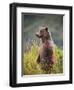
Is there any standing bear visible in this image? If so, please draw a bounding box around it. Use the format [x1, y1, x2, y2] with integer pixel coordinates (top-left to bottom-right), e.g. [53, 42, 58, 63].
[36, 26, 56, 74]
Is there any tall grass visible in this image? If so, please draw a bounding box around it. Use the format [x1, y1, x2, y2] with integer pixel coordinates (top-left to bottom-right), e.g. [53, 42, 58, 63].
[23, 42, 63, 75]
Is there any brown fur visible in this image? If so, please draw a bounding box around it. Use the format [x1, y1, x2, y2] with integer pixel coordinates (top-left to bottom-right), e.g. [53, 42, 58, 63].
[36, 27, 56, 73]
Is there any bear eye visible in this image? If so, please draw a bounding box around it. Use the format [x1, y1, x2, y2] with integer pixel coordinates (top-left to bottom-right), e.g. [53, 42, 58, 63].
[40, 30, 44, 34]
[40, 30, 43, 32]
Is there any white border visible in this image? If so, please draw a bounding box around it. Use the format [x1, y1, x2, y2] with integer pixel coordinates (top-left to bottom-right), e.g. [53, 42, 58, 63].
[16, 7, 70, 83]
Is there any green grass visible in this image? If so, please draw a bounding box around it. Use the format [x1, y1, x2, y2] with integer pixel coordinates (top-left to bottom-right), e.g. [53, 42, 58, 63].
[23, 42, 63, 75]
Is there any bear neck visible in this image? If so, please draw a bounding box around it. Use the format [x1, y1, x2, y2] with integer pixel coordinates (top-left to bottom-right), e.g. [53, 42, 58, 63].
[41, 38, 50, 43]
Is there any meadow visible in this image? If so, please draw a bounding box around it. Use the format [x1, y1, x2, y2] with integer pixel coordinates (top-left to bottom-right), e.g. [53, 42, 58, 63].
[23, 41, 63, 75]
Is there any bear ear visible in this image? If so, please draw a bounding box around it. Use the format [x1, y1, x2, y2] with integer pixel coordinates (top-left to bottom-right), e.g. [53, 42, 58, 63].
[45, 27, 48, 32]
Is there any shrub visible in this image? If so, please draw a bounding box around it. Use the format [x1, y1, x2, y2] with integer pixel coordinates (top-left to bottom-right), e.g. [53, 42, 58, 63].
[23, 42, 63, 75]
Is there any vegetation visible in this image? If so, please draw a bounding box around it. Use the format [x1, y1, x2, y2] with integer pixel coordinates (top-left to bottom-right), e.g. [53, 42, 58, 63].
[23, 42, 63, 75]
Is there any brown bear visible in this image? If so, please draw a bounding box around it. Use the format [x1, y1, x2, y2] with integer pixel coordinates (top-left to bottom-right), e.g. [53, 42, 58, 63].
[36, 26, 56, 74]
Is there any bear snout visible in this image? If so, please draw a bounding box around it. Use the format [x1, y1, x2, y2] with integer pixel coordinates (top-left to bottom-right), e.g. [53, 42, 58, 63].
[35, 32, 41, 38]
